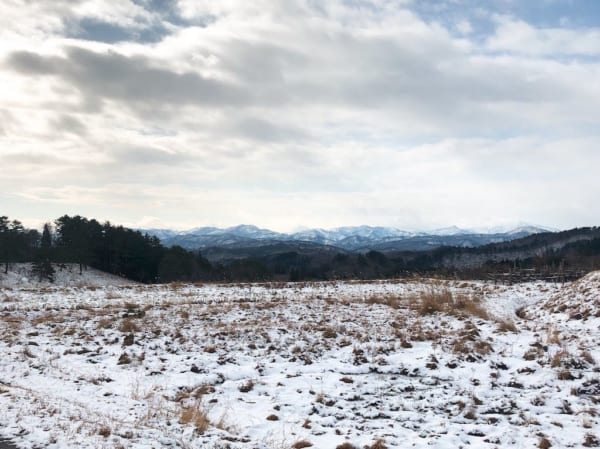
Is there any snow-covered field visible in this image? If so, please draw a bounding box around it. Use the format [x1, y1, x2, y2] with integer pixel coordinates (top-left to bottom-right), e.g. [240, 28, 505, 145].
[1, 274, 599, 448]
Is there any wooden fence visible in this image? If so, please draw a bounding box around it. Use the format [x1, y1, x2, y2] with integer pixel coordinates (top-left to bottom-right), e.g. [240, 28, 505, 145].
[486, 269, 587, 284]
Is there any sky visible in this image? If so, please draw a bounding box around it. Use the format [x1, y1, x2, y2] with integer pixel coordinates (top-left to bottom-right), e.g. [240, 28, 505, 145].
[1, 0, 600, 232]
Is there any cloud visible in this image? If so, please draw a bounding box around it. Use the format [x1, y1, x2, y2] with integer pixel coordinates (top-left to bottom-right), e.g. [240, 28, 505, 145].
[1, 0, 600, 230]
[6, 47, 250, 109]
[487, 18, 600, 56]
[51, 114, 88, 136]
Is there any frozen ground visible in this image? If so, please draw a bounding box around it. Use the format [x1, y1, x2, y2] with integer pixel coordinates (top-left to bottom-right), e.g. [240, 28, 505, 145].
[0, 264, 135, 289]
[1, 275, 599, 448]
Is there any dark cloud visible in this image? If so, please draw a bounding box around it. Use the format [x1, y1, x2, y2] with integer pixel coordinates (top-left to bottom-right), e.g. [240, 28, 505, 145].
[230, 117, 311, 143]
[6, 51, 62, 75]
[6, 47, 251, 108]
[52, 114, 88, 136]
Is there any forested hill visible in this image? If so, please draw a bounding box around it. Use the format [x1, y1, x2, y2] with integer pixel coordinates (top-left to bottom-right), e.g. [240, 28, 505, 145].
[1, 215, 599, 283]
[418, 226, 600, 270]
[0, 215, 213, 283]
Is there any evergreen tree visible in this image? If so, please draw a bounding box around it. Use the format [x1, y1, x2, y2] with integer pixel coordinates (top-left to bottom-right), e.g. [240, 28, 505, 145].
[0, 216, 9, 273]
[32, 223, 55, 282]
[55, 215, 94, 274]
[0, 217, 27, 274]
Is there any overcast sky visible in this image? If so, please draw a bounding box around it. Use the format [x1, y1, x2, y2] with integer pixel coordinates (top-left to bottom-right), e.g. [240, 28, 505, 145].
[1, 0, 600, 232]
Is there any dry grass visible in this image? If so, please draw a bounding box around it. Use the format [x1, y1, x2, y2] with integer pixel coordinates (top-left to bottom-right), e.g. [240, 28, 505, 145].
[97, 425, 111, 438]
[546, 328, 562, 345]
[291, 440, 313, 448]
[96, 317, 114, 329]
[581, 350, 596, 365]
[364, 295, 405, 309]
[336, 443, 358, 449]
[551, 350, 570, 368]
[418, 289, 452, 315]
[451, 322, 492, 357]
[179, 400, 210, 433]
[31, 312, 66, 326]
[368, 439, 388, 449]
[118, 318, 140, 333]
[417, 289, 488, 320]
[496, 319, 518, 333]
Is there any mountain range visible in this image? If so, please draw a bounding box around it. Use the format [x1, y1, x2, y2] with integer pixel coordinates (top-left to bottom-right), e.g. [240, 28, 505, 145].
[142, 224, 556, 256]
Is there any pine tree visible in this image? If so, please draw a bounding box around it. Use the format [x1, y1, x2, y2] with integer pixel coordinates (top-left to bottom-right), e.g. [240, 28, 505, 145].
[32, 223, 55, 282]
[0, 216, 9, 273]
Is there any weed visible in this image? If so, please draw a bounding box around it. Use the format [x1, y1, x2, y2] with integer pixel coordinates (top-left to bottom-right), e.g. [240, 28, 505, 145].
[179, 400, 210, 433]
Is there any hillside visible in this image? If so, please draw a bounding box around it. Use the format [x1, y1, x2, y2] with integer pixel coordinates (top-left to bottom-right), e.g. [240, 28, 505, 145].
[195, 227, 600, 281]
[0, 263, 135, 288]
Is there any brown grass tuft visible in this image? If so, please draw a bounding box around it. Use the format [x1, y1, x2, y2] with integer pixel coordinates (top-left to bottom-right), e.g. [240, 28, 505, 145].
[368, 439, 388, 449]
[118, 318, 140, 333]
[417, 289, 488, 319]
[496, 319, 518, 333]
[179, 401, 210, 433]
[336, 443, 358, 449]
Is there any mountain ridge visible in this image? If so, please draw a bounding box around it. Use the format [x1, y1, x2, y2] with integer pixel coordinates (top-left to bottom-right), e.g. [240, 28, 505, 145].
[142, 223, 556, 253]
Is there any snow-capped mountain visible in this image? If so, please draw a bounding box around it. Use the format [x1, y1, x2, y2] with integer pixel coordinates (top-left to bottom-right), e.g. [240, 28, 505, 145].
[468, 223, 557, 235]
[142, 223, 557, 252]
[289, 226, 413, 245]
[425, 226, 473, 236]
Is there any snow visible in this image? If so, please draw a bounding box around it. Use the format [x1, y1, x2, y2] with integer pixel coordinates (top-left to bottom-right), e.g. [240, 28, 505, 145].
[1, 275, 599, 448]
[0, 264, 135, 289]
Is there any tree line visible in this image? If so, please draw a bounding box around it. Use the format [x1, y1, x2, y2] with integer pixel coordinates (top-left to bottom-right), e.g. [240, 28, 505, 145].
[0, 215, 214, 283]
[1, 215, 600, 283]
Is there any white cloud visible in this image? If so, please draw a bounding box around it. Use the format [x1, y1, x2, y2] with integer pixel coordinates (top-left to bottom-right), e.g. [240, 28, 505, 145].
[487, 18, 600, 56]
[0, 0, 599, 230]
